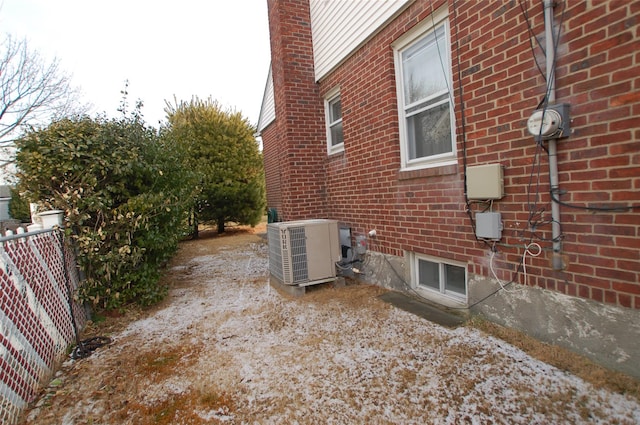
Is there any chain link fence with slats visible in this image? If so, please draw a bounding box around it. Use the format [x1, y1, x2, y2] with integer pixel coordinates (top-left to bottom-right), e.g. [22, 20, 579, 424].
[0, 228, 86, 425]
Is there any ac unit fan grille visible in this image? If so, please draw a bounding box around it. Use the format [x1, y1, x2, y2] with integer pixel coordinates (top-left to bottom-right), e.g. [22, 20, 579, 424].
[267, 225, 285, 283]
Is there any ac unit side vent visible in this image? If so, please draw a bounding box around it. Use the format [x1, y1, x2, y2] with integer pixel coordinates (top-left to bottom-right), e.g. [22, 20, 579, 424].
[267, 226, 285, 283]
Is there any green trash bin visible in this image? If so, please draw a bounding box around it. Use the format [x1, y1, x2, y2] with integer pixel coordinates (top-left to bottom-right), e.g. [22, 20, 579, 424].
[267, 208, 278, 223]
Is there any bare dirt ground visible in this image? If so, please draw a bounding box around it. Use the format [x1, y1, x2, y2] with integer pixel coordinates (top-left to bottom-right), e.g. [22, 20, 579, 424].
[20, 223, 640, 424]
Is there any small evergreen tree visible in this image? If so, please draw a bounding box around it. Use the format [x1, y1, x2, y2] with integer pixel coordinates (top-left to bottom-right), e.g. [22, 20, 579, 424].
[165, 97, 265, 235]
[8, 187, 30, 222]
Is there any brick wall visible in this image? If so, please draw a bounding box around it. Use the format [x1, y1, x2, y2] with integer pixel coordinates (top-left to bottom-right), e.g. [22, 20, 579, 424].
[261, 122, 282, 213]
[264, 0, 640, 309]
[265, 0, 328, 221]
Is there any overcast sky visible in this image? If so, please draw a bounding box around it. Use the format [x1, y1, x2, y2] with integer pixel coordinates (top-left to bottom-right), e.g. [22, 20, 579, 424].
[0, 0, 272, 128]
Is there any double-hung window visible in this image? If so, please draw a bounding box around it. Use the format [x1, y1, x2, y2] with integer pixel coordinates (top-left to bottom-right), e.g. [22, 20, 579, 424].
[325, 88, 344, 154]
[393, 10, 455, 170]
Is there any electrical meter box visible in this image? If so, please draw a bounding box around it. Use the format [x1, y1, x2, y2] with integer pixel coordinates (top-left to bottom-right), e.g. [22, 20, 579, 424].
[466, 164, 505, 200]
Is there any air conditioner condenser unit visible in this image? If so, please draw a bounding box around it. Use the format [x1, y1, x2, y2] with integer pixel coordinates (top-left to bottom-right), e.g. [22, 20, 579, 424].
[267, 219, 340, 286]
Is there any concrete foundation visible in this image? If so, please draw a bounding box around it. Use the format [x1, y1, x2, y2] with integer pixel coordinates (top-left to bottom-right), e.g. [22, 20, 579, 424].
[468, 276, 640, 379]
[356, 251, 640, 380]
[268, 275, 345, 297]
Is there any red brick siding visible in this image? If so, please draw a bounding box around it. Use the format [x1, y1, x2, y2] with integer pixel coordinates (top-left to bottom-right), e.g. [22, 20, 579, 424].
[261, 122, 282, 213]
[264, 0, 640, 309]
[265, 0, 328, 221]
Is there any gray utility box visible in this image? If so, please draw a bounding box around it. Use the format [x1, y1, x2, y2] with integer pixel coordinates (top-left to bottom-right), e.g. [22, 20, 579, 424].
[475, 212, 502, 240]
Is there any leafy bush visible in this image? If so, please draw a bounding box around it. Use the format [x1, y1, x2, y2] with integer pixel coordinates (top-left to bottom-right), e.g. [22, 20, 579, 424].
[15, 115, 195, 309]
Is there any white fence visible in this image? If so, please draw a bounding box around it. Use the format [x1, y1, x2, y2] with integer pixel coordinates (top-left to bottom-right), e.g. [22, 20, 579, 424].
[0, 227, 86, 425]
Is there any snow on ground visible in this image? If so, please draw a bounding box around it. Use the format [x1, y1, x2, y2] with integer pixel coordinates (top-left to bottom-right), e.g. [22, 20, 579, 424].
[24, 236, 640, 425]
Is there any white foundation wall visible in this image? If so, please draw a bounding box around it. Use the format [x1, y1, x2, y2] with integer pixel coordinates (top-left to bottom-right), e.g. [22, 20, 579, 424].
[356, 250, 640, 379]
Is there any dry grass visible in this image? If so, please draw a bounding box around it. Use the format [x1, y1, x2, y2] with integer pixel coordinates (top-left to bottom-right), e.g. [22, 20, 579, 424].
[20, 222, 640, 424]
[121, 388, 234, 425]
[110, 344, 233, 424]
[468, 315, 640, 401]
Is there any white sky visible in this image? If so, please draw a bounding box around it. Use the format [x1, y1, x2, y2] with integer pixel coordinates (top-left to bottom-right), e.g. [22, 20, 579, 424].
[0, 0, 272, 128]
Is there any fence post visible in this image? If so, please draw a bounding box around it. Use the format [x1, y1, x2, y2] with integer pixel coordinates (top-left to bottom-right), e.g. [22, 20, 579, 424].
[58, 229, 81, 350]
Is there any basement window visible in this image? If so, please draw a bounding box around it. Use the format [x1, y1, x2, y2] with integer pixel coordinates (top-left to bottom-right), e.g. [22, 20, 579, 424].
[325, 87, 344, 155]
[410, 253, 467, 302]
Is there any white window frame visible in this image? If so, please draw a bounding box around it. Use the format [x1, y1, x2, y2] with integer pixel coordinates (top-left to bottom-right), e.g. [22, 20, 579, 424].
[325, 87, 344, 155]
[409, 252, 467, 305]
[393, 7, 456, 171]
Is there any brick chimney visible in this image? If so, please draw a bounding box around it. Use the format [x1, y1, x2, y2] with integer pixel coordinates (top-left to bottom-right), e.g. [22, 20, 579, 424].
[264, 0, 327, 221]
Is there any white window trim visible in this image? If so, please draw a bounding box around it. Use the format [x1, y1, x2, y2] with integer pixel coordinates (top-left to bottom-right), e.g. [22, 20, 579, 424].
[325, 87, 344, 155]
[408, 251, 468, 307]
[392, 6, 456, 171]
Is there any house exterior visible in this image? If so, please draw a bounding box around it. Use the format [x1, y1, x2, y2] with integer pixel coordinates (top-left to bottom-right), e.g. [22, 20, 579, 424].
[258, 0, 640, 378]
